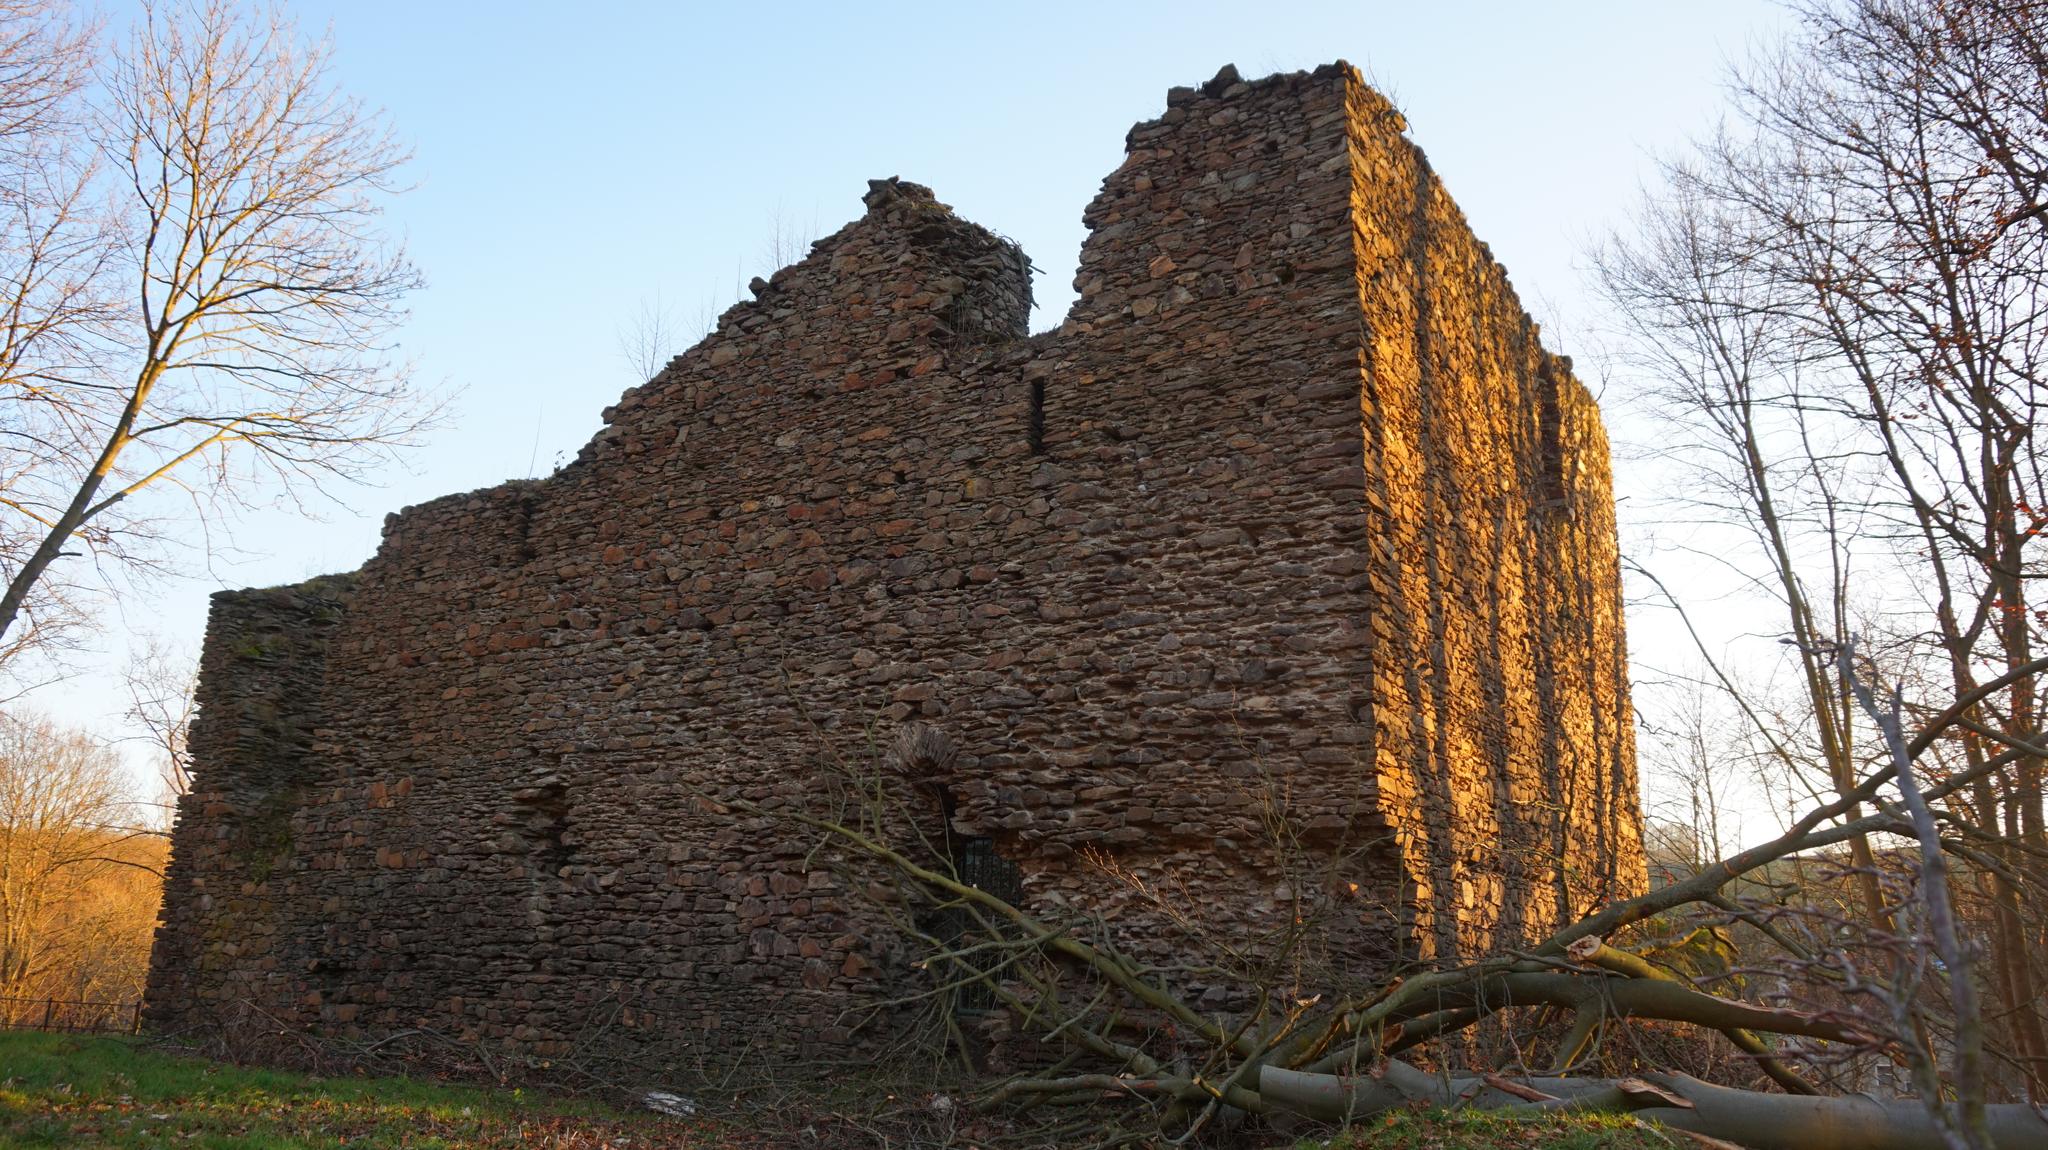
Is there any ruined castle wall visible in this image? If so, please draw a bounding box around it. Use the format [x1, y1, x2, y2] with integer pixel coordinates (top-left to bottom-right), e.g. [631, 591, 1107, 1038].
[146, 577, 355, 1033]
[1534, 368, 1643, 922]
[253, 187, 1044, 1057]
[982, 65, 1402, 984]
[1342, 82, 1645, 962]
[146, 62, 1643, 1066]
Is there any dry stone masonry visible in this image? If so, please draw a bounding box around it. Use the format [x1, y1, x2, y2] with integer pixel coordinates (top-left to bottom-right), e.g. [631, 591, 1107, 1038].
[147, 63, 1646, 1067]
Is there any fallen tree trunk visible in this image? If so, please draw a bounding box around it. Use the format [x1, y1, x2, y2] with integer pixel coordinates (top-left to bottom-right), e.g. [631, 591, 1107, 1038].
[1258, 1063, 2048, 1150]
[717, 674, 2048, 1148]
[1396, 970, 1869, 1044]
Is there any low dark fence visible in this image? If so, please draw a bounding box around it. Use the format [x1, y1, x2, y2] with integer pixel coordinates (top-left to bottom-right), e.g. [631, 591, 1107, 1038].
[0, 996, 143, 1035]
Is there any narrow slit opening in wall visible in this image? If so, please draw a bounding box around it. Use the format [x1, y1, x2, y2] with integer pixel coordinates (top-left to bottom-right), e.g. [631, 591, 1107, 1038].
[1027, 379, 1046, 455]
[1536, 361, 1567, 507]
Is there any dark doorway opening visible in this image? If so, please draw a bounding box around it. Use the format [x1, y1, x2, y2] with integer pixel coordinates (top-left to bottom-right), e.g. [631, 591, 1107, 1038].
[941, 835, 1021, 1013]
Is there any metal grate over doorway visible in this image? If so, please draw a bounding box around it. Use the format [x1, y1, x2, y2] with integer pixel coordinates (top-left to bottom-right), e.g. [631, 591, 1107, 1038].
[944, 836, 1020, 1013]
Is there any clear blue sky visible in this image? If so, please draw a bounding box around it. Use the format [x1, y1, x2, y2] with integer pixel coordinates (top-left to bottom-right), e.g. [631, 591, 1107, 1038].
[40, 0, 1788, 799]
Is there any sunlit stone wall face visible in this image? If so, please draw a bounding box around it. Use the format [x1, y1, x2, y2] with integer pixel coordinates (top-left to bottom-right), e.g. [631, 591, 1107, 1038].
[147, 63, 1643, 1069]
[1340, 78, 1644, 962]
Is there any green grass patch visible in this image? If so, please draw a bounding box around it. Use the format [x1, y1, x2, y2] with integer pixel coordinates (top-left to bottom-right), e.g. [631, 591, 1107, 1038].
[0, 1031, 722, 1148]
[1306, 1107, 1677, 1149]
[0, 1032, 1692, 1148]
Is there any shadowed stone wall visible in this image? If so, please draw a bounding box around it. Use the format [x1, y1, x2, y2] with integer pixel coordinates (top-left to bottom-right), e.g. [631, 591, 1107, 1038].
[147, 62, 1644, 1067]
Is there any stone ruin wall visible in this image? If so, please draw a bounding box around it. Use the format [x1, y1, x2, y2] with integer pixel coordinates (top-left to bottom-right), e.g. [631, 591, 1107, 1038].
[147, 63, 1644, 1066]
[143, 578, 356, 1027]
[1341, 78, 1641, 960]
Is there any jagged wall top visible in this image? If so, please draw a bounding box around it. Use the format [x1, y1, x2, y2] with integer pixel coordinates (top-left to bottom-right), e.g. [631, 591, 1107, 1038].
[573, 176, 1032, 471]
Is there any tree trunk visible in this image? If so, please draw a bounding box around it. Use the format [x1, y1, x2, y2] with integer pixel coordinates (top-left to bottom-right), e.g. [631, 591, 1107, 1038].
[1257, 1064, 2048, 1149]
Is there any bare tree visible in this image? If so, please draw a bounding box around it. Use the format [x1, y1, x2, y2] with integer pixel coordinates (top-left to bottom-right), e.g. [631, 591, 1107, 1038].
[1598, 177, 1892, 927]
[618, 205, 816, 385]
[0, 2, 89, 151]
[121, 635, 192, 810]
[0, 1, 434, 673]
[0, 1, 104, 673]
[759, 203, 816, 272]
[1600, 0, 2048, 1106]
[616, 292, 692, 384]
[1638, 670, 1752, 879]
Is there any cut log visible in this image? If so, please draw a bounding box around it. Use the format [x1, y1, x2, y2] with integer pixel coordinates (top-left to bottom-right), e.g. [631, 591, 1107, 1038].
[1256, 1064, 2048, 1150]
